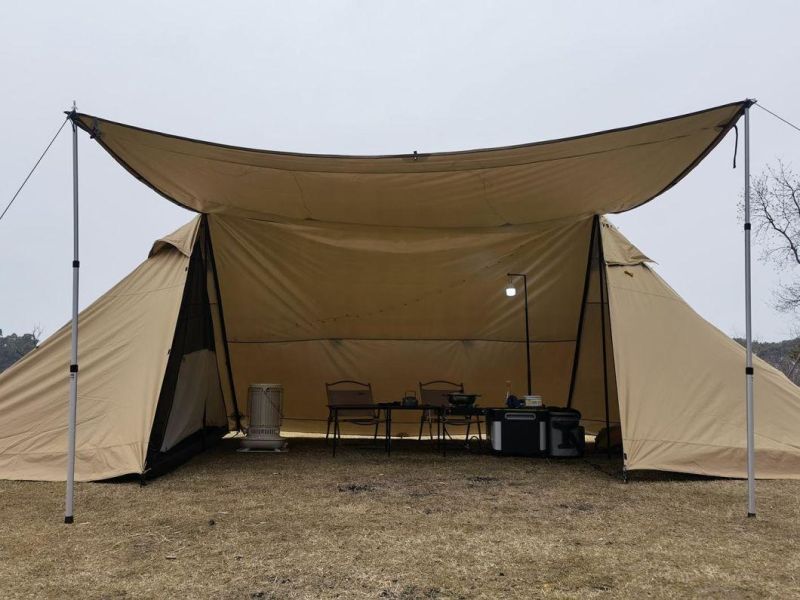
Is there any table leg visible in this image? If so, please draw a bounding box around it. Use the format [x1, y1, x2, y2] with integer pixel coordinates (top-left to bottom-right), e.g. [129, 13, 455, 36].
[387, 407, 392, 456]
[332, 408, 338, 457]
[437, 410, 441, 452]
[440, 408, 446, 457]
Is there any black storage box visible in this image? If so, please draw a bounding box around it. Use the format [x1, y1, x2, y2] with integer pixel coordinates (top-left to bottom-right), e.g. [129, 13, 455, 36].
[547, 407, 585, 458]
[486, 408, 549, 456]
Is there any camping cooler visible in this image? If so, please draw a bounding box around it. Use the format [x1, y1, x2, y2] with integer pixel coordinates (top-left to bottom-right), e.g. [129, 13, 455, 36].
[547, 407, 584, 458]
[486, 409, 549, 456]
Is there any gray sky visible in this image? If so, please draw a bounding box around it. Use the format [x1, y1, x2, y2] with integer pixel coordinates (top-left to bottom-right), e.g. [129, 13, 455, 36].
[1, 1, 798, 341]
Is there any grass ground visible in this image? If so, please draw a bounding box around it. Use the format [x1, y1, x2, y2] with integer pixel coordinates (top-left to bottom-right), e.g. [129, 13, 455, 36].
[0, 437, 798, 599]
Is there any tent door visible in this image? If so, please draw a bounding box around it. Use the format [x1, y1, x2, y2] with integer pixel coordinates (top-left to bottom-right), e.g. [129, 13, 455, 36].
[145, 231, 228, 476]
[160, 349, 226, 452]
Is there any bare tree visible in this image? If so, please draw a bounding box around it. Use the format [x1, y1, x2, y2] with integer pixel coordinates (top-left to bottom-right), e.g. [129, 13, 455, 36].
[750, 160, 800, 312]
[788, 346, 800, 383]
[16, 325, 43, 358]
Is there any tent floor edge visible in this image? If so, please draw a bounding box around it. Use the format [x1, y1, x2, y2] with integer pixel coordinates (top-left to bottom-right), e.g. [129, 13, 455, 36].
[143, 426, 228, 480]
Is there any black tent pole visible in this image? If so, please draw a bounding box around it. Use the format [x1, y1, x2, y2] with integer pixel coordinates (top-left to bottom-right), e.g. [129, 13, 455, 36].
[523, 274, 531, 396]
[204, 216, 243, 431]
[507, 273, 531, 395]
[566, 218, 597, 408]
[596, 218, 612, 460]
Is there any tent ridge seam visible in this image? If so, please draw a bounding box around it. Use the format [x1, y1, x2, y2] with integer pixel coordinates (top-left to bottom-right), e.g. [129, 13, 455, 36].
[130, 131, 712, 176]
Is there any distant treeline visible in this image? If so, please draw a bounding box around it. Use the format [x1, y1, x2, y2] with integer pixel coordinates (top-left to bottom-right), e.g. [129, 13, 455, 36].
[735, 337, 800, 386]
[0, 330, 40, 373]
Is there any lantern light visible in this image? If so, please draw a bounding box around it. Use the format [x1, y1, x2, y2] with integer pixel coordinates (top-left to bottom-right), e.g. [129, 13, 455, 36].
[505, 278, 516, 297]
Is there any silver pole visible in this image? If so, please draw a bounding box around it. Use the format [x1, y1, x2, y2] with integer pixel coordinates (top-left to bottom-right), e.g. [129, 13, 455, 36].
[65, 103, 80, 524]
[743, 104, 756, 517]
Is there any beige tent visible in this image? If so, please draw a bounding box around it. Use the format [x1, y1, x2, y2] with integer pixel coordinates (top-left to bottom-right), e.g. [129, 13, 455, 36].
[1, 100, 799, 481]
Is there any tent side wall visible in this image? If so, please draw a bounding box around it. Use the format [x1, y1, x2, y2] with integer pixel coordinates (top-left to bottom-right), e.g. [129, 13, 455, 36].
[208, 214, 595, 433]
[603, 225, 800, 478]
[144, 222, 229, 476]
[0, 220, 198, 481]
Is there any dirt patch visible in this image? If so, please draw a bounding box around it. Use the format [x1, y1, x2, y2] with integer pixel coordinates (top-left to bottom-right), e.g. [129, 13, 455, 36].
[337, 482, 378, 493]
[467, 475, 499, 484]
[378, 583, 445, 599]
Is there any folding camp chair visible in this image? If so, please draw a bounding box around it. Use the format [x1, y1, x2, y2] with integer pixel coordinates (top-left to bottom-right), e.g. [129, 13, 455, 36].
[418, 380, 481, 446]
[325, 380, 385, 452]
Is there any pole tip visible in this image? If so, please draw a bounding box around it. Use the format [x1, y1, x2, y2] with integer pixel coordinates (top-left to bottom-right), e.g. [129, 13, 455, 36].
[747, 512, 756, 518]
[64, 515, 74, 524]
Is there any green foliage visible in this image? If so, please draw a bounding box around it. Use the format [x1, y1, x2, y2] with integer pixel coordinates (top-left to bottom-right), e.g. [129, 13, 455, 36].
[735, 336, 800, 385]
[0, 329, 39, 373]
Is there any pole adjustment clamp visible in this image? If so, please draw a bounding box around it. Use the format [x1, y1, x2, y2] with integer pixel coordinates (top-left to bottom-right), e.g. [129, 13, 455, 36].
[744, 223, 751, 231]
[745, 366, 754, 375]
[69, 364, 78, 373]
[72, 260, 80, 268]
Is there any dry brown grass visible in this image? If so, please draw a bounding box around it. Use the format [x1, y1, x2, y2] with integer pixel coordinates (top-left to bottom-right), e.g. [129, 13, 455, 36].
[1, 437, 799, 599]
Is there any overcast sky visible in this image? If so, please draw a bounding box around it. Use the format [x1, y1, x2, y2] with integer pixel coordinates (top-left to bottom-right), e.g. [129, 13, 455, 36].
[1, 1, 798, 342]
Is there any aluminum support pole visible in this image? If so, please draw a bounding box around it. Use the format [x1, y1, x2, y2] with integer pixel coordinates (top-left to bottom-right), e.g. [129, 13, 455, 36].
[743, 104, 756, 517]
[65, 104, 80, 524]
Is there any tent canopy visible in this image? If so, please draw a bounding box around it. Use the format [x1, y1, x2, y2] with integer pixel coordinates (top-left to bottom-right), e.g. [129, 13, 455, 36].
[3, 99, 799, 483]
[74, 101, 748, 227]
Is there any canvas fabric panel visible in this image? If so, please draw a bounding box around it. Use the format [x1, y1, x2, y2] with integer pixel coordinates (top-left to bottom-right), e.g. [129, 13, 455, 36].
[604, 238, 800, 478]
[74, 103, 745, 228]
[0, 219, 197, 480]
[569, 301, 620, 432]
[160, 349, 226, 451]
[205, 244, 239, 430]
[207, 214, 594, 432]
[229, 340, 577, 434]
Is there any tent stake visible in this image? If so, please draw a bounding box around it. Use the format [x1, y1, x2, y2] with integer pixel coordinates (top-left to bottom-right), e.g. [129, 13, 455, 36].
[743, 103, 756, 517]
[65, 103, 80, 524]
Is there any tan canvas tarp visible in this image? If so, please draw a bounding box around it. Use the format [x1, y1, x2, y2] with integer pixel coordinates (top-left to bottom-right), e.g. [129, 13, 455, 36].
[74, 102, 746, 227]
[0, 219, 198, 481]
[4, 100, 800, 482]
[602, 222, 800, 478]
[208, 214, 596, 433]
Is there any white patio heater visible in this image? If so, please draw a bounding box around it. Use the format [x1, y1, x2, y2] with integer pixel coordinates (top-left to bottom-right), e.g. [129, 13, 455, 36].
[239, 383, 288, 452]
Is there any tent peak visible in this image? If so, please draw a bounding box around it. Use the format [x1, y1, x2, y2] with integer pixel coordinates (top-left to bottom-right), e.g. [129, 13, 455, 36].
[149, 216, 201, 258]
[600, 218, 652, 266]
